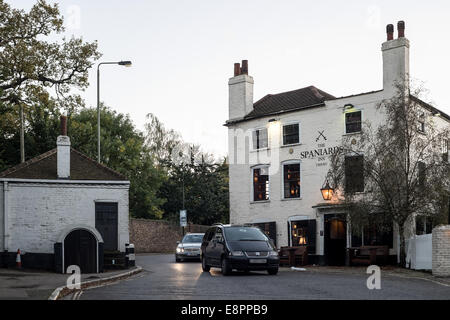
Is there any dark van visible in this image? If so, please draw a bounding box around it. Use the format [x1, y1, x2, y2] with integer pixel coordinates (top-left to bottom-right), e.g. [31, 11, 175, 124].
[200, 224, 279, 275]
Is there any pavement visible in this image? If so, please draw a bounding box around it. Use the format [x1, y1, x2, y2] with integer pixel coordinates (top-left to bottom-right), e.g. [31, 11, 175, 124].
[77, 254, 450, 300]
[0, 267, 140, 300]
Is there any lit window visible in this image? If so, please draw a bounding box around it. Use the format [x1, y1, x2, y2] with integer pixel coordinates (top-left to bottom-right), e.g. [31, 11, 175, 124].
[283, 163, 300, 198]
[345, 111, 362, 134]
[252, 128, 268, 150]
[253, 167, 269, 201]
[283, 123, 300, 145]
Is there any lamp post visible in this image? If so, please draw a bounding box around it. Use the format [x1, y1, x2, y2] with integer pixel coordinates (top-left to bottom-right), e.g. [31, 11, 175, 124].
[97, 60, 132, 163]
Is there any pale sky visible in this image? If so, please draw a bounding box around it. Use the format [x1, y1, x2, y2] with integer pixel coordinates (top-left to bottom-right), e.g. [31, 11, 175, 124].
[14, 0, 450, 157]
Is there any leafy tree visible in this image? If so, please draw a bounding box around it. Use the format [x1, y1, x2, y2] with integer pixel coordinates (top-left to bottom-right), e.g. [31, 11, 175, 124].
[157, 146, 229, 226]
[330, 84, 450, 267]
[0, 90, 60, 171]
[69, 106, 167, 219]
[0, 0, 100, 161]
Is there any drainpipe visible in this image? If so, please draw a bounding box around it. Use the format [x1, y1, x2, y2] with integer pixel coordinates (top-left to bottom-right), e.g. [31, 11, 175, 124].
[3, 181, 8, 252]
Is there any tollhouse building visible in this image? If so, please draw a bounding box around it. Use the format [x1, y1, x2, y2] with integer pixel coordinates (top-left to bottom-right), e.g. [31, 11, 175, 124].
[0, 116, 130, 273]
[226, 21, 450, 265]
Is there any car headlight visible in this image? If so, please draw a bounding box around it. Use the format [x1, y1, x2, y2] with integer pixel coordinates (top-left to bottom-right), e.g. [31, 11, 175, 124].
[269, 250, 279, 257]
[176, 247, 184, 253]
[230, 251, 244, 256]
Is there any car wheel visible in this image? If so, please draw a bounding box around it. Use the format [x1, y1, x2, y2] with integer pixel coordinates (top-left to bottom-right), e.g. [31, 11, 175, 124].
[176, 257, 181, 262]
[267, 267, 278, 275]
[201, 255, 210, 272]
[221, 257, 232, 276]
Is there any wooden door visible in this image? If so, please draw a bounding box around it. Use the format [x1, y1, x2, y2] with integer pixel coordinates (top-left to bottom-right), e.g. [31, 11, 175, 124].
[64, 229, 97, 273]
[95, 202, 118, 251]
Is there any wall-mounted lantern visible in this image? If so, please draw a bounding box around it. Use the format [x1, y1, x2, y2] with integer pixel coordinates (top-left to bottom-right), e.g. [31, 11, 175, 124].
[320, 178, 334, 201]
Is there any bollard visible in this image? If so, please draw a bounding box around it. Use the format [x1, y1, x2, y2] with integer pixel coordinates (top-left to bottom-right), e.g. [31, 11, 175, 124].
[127, 244, 135, 267]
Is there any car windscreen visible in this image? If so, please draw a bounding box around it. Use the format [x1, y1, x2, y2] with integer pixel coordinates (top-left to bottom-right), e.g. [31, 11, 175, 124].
[182, 234, 204, 243]
[224, 227, 268, 241]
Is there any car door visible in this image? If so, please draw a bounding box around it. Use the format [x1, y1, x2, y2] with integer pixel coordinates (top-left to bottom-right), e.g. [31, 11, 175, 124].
[211, 228, 225, 266]
[204, 227, 217, 266]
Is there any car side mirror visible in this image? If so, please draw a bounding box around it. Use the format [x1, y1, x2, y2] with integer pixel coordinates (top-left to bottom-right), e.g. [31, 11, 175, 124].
[176, 241, 180, 244]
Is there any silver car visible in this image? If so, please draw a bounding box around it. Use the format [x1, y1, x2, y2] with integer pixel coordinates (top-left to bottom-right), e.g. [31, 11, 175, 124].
[175, 233, 205, 262]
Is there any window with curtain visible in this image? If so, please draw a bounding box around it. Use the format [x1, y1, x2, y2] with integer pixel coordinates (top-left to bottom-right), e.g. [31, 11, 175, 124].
[252, 128, 268, 150]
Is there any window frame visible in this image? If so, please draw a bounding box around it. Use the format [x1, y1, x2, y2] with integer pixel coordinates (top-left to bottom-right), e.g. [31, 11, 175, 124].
[251, 127, 269, 151]
[344, 154, 365, 193]
[417, 112, 426, 134]
[251, 165, 270, 202]
[344, 109, 363, 135]
[281, 160, 302, 200]
[282, 122, 301, 146]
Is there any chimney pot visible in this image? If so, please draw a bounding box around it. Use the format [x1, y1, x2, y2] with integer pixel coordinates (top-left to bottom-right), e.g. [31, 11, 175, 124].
[234, 63, 241, 77]
[241, 60, 248, 75]
[60, 115, 67, 136]
[386, 24, 394, 41]
[397, 21, 405, 38]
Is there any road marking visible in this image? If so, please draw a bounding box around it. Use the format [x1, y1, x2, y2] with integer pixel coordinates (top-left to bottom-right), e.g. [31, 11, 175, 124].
[385, 273, 450, 288]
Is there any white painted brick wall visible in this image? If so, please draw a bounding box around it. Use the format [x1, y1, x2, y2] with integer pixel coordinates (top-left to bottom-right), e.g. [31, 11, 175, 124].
[228, 91, 388, 250]
[3, 182, 129, 254]
[432, 225, 450, 277]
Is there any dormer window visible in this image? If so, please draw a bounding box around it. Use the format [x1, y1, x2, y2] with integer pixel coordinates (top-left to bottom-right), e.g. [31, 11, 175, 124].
[345, 111, 362, 134]
[252, 128, 268, 150]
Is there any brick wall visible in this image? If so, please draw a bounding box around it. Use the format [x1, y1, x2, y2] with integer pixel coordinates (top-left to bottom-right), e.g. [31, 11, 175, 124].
[432, 225, 450, 277]
[129, 219, 210, 253]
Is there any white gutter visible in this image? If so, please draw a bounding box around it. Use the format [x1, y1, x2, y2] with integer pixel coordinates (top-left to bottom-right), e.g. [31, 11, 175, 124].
[3, 181, 8, 251]
[0, 178, 130, 185]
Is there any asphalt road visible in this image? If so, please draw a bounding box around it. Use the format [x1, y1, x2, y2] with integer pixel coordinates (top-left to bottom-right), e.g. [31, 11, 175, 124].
[79, 254, 450, 300]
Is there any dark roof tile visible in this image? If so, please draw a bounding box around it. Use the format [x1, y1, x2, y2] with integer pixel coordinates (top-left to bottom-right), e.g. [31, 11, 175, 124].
[245, 86, 335, 119]
[0, 148, 127, 181]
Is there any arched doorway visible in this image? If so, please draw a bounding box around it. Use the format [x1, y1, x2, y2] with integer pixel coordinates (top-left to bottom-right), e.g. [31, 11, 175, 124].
[64, 229, 97, 273]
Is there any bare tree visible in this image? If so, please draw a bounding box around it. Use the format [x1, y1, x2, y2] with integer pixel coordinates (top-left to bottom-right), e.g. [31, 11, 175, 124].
[330, 83, 450, 267]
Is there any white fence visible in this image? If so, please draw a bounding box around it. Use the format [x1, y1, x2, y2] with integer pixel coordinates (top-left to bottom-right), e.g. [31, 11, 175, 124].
[406, 234, 432, 270]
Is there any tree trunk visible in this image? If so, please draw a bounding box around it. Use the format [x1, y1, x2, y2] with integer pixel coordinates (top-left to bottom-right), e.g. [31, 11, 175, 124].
[399, 224, 406, 268]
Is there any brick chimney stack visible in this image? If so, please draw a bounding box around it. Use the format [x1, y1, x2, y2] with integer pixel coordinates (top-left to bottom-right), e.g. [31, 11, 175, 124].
[382, 21, 410, 97]
[57, 115, 70, 179]
[228, 60, 254, 120]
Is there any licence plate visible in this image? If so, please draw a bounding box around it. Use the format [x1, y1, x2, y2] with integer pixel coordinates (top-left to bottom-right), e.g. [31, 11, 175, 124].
[249, 259, 267, 264]
[186, 252, 198, 255]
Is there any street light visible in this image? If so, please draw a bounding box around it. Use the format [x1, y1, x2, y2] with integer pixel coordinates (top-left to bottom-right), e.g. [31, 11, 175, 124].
[97, 60, 132, 162]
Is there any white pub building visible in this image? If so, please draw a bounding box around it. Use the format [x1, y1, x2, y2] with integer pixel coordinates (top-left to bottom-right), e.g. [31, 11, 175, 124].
[226, 21, 450, 265]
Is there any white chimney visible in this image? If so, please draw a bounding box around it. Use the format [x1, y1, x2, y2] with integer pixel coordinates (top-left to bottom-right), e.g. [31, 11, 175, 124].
[229, 60, 254, 120]
[57, 115, 70, 179]
[382, 21, 410, 97]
